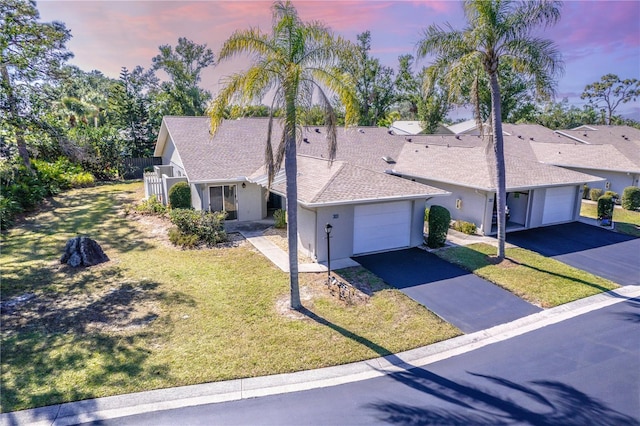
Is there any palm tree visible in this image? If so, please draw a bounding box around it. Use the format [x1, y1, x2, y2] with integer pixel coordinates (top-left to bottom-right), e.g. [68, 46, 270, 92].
[417, 0, 563, 260]
[209, 1, 357, 309]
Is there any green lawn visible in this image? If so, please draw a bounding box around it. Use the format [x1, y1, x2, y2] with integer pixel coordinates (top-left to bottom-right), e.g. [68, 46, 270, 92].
[0, 182, 460, 413]
[580, 201, 640, 237]
[435, 243, 619, 308]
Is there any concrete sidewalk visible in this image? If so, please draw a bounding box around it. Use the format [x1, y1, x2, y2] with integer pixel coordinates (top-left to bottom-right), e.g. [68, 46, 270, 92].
[4, 285, 638, 426]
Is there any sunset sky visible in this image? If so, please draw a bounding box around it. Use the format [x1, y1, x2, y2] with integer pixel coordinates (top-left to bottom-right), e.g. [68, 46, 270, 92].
[37, 0, 640, 119]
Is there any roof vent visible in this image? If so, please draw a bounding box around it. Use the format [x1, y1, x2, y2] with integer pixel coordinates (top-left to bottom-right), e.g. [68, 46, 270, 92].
[388, 130, 394, 135]
[455, 135, 461, 140]
[530, 137, 534, 140]
[303, 138, 310, 143]
[518, 135, 523, 139]
[382, 156, 396, 164]
[425, 145, 429, 148]
[447, 144, 450, 148]
[358, 129, 365, 133]
[405, 137, 412, 142]
[315, 128, 321, 133]
[583, 133, 588, 137]
[621, 135, 625, 138]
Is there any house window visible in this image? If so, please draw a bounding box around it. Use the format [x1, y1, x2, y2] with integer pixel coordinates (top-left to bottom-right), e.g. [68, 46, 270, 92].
[209, 185, 237, 220]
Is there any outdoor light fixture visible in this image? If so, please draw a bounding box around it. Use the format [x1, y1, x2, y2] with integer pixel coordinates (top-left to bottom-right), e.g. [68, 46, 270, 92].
[325, 223, 333, 283]
[242, 182, 246, 188]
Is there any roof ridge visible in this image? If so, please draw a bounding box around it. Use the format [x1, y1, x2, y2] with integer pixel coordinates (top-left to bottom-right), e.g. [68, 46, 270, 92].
[309, 161, 346, 204]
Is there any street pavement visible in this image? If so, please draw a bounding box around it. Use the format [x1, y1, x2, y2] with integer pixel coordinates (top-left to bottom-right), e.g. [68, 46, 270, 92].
[355, 248, 541, 333]
[84, 296, 640, 425]
[507, 222, 640, 286]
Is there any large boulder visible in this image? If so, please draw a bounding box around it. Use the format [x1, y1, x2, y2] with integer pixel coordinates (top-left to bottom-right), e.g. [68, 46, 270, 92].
[60, 236, 109, 267]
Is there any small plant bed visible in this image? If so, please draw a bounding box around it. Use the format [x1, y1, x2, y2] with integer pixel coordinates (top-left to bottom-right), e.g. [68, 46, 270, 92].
[434, 243, 619, 308]
[1, 182, 460, 413]
[580, 201, 640, 237]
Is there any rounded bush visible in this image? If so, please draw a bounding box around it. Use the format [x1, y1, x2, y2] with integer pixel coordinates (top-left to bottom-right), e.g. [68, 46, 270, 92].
[452, 220, 477, 235]
[589, 188, 603, 201]
[621, 186, 640, 211]
[597, 195, 614, 220]
[168, 182, 192, 209]
[427, 205, 450, 248]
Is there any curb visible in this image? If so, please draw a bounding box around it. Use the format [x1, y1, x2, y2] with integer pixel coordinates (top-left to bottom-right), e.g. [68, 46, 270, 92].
[3, 285, 638, 426]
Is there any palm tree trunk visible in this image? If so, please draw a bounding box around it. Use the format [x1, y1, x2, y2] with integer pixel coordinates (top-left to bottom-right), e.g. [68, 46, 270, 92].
[489, 72, 506, 260]
[284, 104, 301, 309]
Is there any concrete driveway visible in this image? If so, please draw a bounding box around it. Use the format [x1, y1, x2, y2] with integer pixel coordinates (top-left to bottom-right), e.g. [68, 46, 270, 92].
[506, 222, 640, 286]
[354, 248, 541, 333]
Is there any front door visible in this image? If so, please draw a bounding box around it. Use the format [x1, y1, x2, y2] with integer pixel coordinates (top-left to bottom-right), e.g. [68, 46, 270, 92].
[209, 185, 238, 220]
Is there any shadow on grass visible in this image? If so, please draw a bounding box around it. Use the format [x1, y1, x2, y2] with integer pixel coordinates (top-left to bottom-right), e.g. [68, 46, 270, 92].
[0, 275, 195, 415]
[439, 245, 615, 295]
[367, 369, 638, 425]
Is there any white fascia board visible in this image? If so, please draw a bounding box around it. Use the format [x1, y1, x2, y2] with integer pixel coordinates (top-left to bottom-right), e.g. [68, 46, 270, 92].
[302, 192, 450, 208]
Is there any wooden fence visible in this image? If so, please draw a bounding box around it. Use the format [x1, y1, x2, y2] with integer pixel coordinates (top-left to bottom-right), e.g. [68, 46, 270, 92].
[122, 157, 162, 179]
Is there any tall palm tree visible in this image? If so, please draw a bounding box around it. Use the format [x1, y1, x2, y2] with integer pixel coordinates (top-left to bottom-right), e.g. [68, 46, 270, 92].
[417, 0, 563, 260]
[209, 1, 357, 309]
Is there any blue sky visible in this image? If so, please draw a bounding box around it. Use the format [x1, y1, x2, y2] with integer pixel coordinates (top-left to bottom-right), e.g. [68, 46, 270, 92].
[38, 0, 640, 119]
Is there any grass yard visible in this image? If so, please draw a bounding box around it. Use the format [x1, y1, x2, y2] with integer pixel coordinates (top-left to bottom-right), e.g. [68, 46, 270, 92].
[580, 201, 640, 237]
[435, 243, 619, 308]
[0, 182, 460, 413]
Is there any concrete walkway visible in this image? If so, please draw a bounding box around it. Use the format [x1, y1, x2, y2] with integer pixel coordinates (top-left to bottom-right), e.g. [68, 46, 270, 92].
[225, 220, 359, 273]
[5, 285, 638, 426]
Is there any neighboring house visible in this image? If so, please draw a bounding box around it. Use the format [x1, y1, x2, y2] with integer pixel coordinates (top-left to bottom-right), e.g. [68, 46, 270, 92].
[391, 140, 603, 236]
[151, 116, 607, 260]
[389, 120, 451, 136]
[548, 125, 640, 195]
[152, 117, 448, 262]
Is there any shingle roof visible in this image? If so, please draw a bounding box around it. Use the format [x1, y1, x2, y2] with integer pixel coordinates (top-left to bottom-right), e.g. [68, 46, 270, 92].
[161, 116, 277, 182]
[555, 125, 640, 167]
[530, 142, 640, 173]
[394, 144, 603, 190]
[254, 156, 447, 205]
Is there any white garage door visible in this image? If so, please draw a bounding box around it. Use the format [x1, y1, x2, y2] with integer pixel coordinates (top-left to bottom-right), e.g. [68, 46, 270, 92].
[353, 201, 412, 255]
[542, 186, 576, 224]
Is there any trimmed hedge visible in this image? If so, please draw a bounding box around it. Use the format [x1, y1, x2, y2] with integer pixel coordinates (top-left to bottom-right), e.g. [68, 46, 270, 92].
[427, 205, 450, 248]
[621, 186, 640, 211]
[589, 188, 603, 201]
[168, 182, 191, 209]
[452, 220, 477, 235]
[273, 209, 286, 228]
[597, 195, 614, 220]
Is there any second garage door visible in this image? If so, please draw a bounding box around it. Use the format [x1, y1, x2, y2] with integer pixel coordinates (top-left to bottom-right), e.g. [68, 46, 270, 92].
[353, 201, 412, 255]
[542, 186, 576, 225]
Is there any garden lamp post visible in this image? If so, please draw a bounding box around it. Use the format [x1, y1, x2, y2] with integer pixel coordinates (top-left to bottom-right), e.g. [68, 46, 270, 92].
[325, 223, 332, 283]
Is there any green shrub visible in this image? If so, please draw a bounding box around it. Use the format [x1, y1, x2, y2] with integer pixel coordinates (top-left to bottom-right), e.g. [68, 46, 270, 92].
[169, 208, 227, 246]
[582, 184, 590, 200]
[604, 190, 619, 204]
[0, 194, 22, 230]
[621, 186, 640, 210]
[273, 209, 286, 228]
[69, 172, 95, 187]
[589, 188, 603, 201]
[427, 205, 450, 248]
[597, 195, 614, 220]
[168, 182, 191, 209]
[135, 195, 167, 216]
[424, 207, 430, 222]
[168, 227, 200, 249]
[452, 220, 477, 235]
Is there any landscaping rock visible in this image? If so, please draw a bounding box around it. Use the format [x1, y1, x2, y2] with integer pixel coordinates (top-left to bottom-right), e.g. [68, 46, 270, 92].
[60, 236, 109, 267]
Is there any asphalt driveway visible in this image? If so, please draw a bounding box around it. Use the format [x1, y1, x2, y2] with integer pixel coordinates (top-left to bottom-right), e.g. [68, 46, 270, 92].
[506, 222, 640, 286]
[354, 248, 541, 333]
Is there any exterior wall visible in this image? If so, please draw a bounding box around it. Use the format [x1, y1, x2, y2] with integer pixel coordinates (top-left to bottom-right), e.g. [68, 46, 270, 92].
[155, 165, 173, 178]
[314, 204, 355, 263]
[162, 176, 188, 206]
[418, 179, 489, 234]
[191, 184, 203, 210]
[568, 167, 637, 195]
[528, 188, 546, 228]
[160, 136, 184, 173]
[410, 199, 427, 246]
[297, 206, 317, 260]
[201, 181, 265, 221]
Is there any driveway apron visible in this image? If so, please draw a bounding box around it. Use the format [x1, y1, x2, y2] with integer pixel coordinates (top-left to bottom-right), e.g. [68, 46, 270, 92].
[354, 248, 541, 333]
[506, 222, 640, 286]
